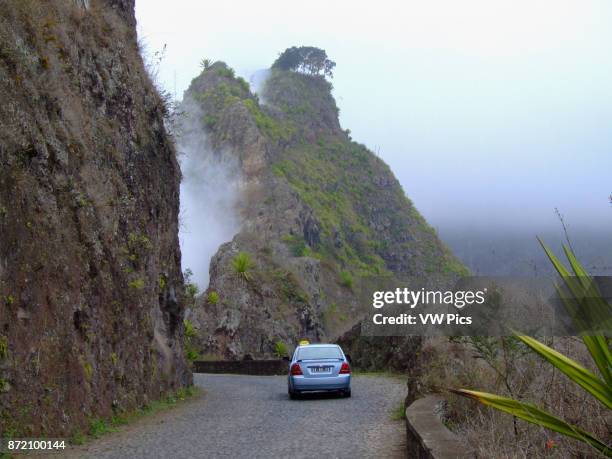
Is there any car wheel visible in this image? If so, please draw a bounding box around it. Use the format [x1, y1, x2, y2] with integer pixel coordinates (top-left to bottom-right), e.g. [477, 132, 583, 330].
[289, 388, 298, 400]
[344, 389, 351, 398]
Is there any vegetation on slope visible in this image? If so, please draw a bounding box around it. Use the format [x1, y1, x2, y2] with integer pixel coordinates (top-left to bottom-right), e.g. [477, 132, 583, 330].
[183, 49, 466, 358]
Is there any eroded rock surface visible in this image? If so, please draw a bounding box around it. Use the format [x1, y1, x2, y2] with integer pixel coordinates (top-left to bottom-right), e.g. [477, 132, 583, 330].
[0, 0, 190, 436]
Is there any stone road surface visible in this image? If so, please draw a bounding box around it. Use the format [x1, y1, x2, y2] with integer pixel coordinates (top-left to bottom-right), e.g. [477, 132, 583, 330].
[55, 373, 407, 459]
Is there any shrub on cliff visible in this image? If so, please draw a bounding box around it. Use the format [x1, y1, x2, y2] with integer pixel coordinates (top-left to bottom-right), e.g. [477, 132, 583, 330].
[231, 252, 254, 281]
[207, 291, 219, 304]
[339, 271, 353, 289]
[183, 268, 199, 304]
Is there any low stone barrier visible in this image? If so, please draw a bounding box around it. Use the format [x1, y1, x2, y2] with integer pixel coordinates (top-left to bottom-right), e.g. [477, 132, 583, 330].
[193, 359, 288, 375]
[405, 395, 472, 459]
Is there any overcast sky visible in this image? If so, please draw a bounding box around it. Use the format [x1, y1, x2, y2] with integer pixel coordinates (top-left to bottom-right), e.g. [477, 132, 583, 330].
[136, 0, 612, 237]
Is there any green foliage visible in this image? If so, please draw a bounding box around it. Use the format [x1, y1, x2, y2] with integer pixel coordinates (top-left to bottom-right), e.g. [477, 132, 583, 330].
[186, 283, 199, 299]
[322, 303, 347, 326]
[273, 269, 309, 304]
[231, 252, 254, 280]
[339, 271, 353, 289]
[206, 291, 219, 304]
[0, 336, 8, 360]
[236, 76, 250, 93]
[71, 386, 199, 446]
[270, 132, 467, 280]
[128, 278, 145, 290]
[82, 361, 93, 381]
[440, 254, 470, 276]
[274, 340, 288, 358]
[70, 431, 86, 445]
[158, 275, 166, 290]
[75, 192, 89, 208]
[183, 319, 199, 361]
[216, 66, 235, 78]
[175, 385, 197, 400]
[183, 268, 199, 303]
[183, 319, 197, 339]
[243, 99, 294, 142]
[4, 295, 14, 306]
[127, 232, 152, 251]
[390, 402, 406, 421]
[125, 232, 151, 268]
[271, 143, 392, 277]
[200, 58, 212, 69]
[455, 245, 612, 457]
[88, 418, 117, 438]
[195, 82, 243, 114]
[273, 46, 336, 78]
[203, 114, 218, 128]
[185, 347, 200, 362]
[282, 234, 312, 257]
[110, 352, 118, 366]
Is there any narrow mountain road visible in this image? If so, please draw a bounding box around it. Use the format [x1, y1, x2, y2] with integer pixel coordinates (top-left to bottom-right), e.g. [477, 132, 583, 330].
[57, 373, 407, 459]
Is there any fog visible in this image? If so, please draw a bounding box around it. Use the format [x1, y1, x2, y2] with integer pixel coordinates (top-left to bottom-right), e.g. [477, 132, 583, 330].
[136, 0, 612, 276]
[177, 96, 242, 287]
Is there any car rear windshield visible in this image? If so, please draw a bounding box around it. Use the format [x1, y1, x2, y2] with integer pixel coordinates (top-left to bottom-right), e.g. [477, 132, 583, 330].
[297, 346, 342, 360]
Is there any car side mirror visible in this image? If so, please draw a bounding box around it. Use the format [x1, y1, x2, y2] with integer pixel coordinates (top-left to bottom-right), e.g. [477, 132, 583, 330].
[345, 354, 352, 364]
[282, 355, 290, 362]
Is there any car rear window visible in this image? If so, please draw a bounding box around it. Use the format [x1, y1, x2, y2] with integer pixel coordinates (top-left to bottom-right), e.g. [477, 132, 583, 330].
[297, 346, 342, 360]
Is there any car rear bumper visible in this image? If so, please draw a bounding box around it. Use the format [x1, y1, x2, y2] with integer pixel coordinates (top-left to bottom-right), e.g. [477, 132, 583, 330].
[289, 374, 351, 391]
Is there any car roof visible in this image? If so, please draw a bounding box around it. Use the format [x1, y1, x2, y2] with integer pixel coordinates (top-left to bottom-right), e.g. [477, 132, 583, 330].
[296, 344, 341, 349]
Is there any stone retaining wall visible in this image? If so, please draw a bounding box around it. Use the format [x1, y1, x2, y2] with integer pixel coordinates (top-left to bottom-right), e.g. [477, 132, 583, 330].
[405, 395, 472, 459]
[193, 359, 288, 375]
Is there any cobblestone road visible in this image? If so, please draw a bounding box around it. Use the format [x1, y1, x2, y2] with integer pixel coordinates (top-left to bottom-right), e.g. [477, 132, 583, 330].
[55, 373, 407, 459]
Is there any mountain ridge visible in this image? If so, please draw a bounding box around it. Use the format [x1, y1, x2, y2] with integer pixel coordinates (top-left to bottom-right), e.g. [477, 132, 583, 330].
[180, 58, 466, 359]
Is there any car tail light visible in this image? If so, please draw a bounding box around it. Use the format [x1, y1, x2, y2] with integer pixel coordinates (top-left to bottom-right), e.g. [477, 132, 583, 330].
[290, 363, 303, 375]
[339, 362, 351, 374]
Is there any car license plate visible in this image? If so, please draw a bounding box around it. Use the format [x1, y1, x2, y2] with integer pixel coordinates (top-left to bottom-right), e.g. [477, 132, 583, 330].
[311, 366, 332, 374]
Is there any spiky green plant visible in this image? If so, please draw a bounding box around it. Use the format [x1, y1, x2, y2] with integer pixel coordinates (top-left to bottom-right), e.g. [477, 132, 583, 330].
[274, 340, 288, 358]
[207, 291, 219, 304]
[453, 239, 612, 457]
[231, 252, 254, 281]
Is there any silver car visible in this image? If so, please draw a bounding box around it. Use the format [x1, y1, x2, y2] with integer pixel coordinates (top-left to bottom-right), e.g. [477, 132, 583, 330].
[287, 344, 351, 399]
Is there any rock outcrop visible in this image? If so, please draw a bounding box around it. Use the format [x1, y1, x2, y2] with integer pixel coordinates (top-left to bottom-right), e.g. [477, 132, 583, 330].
[0, 0, 190, 436]
[182, 59, 466, 360]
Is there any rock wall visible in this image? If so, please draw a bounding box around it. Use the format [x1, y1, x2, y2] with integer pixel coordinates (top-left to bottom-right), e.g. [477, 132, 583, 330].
[0, 0, 190, 436]
[336, 324, 422, 373]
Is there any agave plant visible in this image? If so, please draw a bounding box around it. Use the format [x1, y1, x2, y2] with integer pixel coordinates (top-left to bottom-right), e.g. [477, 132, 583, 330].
[453, 239, 612, 457]
[231, 251, 254, 281]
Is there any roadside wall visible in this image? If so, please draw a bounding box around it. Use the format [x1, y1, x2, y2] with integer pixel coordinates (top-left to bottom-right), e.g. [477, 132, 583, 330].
[405, 395, 472, 459]
[193, 359, 287, 375]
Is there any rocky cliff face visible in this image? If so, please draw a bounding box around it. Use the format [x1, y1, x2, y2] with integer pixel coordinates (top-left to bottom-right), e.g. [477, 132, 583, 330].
[0, 0, 190, 436]
[183, 61, 466, 360]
